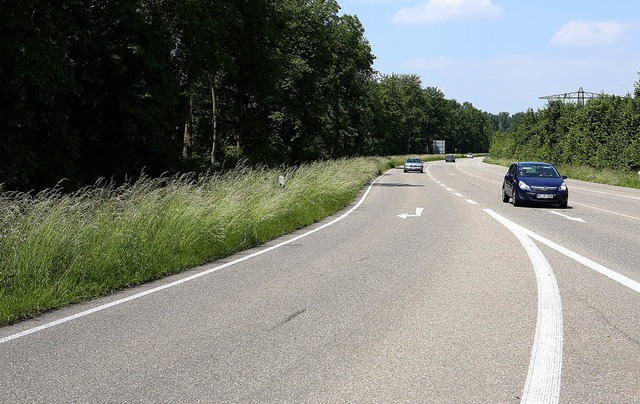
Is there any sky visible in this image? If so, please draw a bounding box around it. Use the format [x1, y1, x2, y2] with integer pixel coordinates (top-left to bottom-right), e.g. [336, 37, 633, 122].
[337, 0, 640, 115]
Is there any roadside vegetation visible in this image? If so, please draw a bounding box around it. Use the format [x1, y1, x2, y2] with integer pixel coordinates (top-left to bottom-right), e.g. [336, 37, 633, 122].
[0, 157, 409, 326]
[489, 88, 640, 179]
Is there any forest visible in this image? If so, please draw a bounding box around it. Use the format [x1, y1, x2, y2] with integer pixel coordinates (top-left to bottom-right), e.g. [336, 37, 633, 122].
[490, 86, 640, 173]
[1, 0, 493, 192]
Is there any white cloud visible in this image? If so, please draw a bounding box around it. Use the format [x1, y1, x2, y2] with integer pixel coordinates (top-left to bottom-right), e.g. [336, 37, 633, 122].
[392, 0, 504, 25]
[551, 21, 632, 47]
[403, 56, 456, 71]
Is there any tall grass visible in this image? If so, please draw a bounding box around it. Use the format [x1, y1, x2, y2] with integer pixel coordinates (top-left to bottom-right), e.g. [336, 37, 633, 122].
[0, 157, 396, 325]
[557, 165, 640, 189]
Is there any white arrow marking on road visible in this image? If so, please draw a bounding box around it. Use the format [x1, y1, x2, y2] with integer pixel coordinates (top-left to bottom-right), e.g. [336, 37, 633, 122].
[549, 211, 585, 223]
[398, 207, 424, 219]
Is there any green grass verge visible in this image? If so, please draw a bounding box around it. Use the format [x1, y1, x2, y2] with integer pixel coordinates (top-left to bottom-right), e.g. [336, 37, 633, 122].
[484, 157, 640, 189]
[1, 157, 410, 326]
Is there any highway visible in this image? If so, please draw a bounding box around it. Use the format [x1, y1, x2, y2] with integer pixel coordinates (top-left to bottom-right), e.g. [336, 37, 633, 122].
[1, 157, 639, 402]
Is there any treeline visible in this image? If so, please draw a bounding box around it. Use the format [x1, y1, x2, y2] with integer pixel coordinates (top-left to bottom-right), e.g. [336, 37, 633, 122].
[1, 0, 492, 191]
[490, 83, 640, 172]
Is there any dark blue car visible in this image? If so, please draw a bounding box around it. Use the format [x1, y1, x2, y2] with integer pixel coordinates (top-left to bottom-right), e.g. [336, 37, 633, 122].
[502, 162, 568, 208]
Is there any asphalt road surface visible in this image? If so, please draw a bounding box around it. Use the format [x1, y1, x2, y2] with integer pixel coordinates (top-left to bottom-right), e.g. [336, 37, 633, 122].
[2, 157, 639, 402]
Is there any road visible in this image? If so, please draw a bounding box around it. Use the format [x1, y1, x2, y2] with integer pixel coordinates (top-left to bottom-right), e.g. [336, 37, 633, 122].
[1, 157, 639, 402]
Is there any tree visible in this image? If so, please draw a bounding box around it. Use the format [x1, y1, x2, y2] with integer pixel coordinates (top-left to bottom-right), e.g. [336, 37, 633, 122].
[0, 1, 79, 189]
[69, 0, 181, 183]
[1, 0, 504, 191]
[373, 74, 427, 154]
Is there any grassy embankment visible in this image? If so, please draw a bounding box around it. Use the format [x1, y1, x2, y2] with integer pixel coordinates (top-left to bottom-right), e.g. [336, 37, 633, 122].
[484, 157, 640, 189]
[0, 156, 442, 326]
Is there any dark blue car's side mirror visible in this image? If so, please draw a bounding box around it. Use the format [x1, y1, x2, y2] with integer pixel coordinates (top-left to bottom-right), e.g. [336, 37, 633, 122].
[562, 175, 567, 179]
[505, 173, 514, 180]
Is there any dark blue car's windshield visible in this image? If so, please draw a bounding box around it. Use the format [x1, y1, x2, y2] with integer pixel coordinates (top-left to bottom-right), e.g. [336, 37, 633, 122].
[518, 165, 560, 178]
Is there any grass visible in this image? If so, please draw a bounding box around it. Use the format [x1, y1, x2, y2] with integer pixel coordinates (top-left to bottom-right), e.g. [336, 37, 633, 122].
[484, 157, 640, 189]
[0, 157, 401, 325]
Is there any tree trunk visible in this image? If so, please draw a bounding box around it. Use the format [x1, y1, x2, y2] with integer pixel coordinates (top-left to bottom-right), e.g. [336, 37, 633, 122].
[210, 80, 217, 165]
[182, 97, 193, 159]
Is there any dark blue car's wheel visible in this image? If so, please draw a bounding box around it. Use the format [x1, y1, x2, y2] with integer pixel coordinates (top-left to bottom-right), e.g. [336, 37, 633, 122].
[502, 187, 510, 203]
[512, 192, 521, 207]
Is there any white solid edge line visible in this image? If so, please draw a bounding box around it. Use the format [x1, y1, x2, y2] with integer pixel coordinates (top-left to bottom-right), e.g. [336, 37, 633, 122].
[483, 209, 563, 404]
[571, 201, 640, 221]
[0, 175, 386, 346]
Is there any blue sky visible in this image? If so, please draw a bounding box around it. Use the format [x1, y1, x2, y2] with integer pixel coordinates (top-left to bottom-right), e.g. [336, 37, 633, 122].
[337, 0, 640, 114]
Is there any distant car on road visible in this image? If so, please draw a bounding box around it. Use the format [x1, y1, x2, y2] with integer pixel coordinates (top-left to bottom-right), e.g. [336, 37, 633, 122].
[404, 157, 424, 173]
[502, 161, 568, 208]
[445, 154, 456, 162]
[466, 152, 474, 158]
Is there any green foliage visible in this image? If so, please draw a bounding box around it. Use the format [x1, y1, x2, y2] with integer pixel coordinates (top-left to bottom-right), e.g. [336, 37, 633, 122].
[0, 1, 183, 190]
[1, 0, 493, 192]
[363, 75, 492, 156]
[489, 83, 640, 176]
[0, 1, 79, 188]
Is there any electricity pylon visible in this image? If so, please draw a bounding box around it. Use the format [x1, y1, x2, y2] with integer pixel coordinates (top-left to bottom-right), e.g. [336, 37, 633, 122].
[539, 87, 600, 106]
